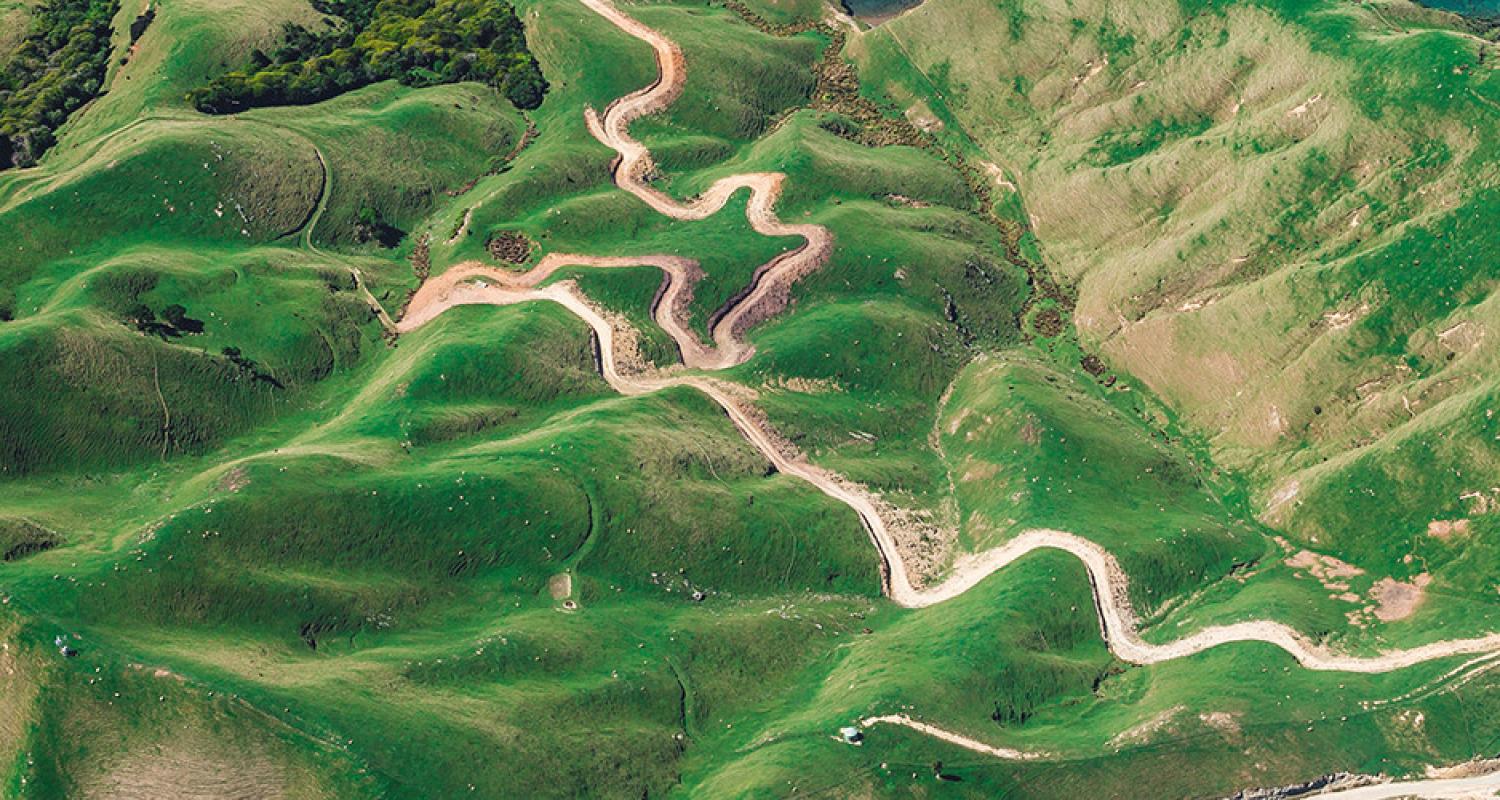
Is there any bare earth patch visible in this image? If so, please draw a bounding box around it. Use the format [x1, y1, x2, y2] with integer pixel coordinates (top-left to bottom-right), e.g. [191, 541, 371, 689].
[884, 193, 929, 208]
[944, 407, 972, 436]
[219, 467, 249, 493]
[1108, 705, 1184, 749]
[1427, 519, 1472, 539]
[1322, 303, 1370, 330]
[593, 303, 654, 374]
[771, 376, 841, 394]
[1286, 92, 1324, 117]
[1200, 711, 1242, 738]
[1462, 487, 1500, 515]
[979, 160, 1017, 192]
[1262, 480, 1301, 522]
[1017, 416, 1042, 446]
[1437, 320, 1485, 354]
[1370, 574, 1431, 622]
[904, 101, 943, 132]
[1286, 548, 1365, 591]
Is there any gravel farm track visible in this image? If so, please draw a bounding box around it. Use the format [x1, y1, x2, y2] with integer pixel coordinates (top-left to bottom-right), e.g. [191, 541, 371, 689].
[394, 0, 1500, 786]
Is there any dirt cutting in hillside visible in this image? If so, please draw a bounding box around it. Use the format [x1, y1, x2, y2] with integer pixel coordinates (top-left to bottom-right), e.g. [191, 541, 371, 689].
[1302, 770, 1500, 799]
[858, 714, 1044, 760]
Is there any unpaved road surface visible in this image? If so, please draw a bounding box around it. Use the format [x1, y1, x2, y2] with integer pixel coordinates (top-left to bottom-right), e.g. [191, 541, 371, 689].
[402, 254, 711, 366]
[396, 0, 1500, 770]
[909, 529, 1500, 673]
[1309, 772, 1500, 799]
[859, 715, 1042, 760]
[417, 0, 831, 370]
[580, 0, 833, 367]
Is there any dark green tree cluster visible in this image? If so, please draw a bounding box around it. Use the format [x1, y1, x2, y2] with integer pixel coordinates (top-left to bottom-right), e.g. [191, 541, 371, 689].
[124, 302, 205, 338]
[188, 0, 547, 114]
[0, 0, 122, 170]
[353, 205, 403, 247]
[129, 6, 156, 43]
[220, 346, 284, 387]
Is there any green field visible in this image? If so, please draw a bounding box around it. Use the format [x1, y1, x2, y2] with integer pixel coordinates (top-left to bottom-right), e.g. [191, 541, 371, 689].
[1, 0, 1499, 796]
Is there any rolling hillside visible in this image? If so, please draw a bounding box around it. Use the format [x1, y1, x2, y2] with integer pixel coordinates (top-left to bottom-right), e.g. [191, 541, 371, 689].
[1, 0, 1498, 797]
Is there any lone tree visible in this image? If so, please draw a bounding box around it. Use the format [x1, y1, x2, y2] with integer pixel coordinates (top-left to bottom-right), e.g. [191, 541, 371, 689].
[502, 61, 547, 110]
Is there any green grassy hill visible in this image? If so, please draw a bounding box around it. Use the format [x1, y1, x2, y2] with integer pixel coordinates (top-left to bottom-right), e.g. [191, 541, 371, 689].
[0, 3, 35, 64]
[1, 0, 1498, 796]
[855, 0, 1500, 580]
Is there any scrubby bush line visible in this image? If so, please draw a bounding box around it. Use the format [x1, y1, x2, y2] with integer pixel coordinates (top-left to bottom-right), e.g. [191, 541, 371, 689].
[187, 0, 548, 114]
[0, 0, 121, 169]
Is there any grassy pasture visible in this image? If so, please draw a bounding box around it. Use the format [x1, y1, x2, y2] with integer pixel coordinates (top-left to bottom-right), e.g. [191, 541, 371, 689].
[1, 0, 1498, 795]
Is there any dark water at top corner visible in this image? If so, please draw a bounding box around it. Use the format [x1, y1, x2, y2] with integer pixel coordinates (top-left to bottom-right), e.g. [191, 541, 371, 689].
[840, 0, 924, 23]
[841, 0, 1500, 25]
[1416, 0, 1500, 20]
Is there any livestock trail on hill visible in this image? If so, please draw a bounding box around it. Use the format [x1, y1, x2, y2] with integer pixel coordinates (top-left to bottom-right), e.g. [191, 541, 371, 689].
[395, 0, 1500, 761]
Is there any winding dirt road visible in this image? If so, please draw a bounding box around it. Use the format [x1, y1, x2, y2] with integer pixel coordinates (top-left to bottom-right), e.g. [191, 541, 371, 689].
[391, 0, 1500, 780]
[577, 0, 834, 367]
[912, 529, 1500, 672]
[1312, 772, 1500, 799]
[402, 0, 1500, 677]
[385, 18, 1500, 790]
